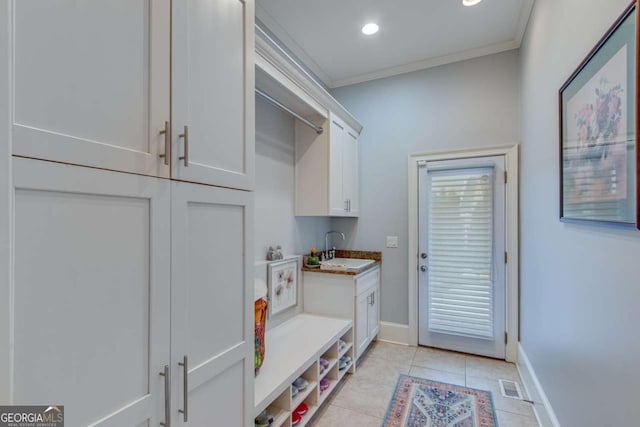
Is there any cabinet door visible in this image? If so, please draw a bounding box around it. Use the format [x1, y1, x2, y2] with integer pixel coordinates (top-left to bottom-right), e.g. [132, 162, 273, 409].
[172, 0, 255, 190]
[12, 158, 171, 426]
[171, 181, 253, 426]
[368, 287, 380, 339]
[342, 128, 359, 217]
[12, 0, 171, 178]
[355, 292, 370, 358]
[329, 117, 346, 216]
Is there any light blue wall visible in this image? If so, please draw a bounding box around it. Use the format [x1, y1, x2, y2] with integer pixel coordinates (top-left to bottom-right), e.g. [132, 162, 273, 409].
[520, 0, 640, 425]
[331, 50, 520, 324]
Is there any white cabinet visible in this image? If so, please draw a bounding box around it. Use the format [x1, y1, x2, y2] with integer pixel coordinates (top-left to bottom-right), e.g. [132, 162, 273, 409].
[303, 266, 380, 360]
[11, 0, 171, 178]
[355, 268, 380, 357]
[170, 181, 253, 426]
[295, 113, 359, 217]
[10, 0, 255, 190]
[171, 0, 255, 190]
[11, 158, 171, 426]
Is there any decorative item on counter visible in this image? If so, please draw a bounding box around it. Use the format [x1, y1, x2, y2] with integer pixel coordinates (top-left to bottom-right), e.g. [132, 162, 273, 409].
[266, 245, 284, 260]
[306, 247, 320, 267]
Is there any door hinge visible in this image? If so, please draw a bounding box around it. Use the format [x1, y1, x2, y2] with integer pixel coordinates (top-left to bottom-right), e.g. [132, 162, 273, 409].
[504, 171, 508, 184]
[504, 332, 508, 345]
[504, 252, 508, 264]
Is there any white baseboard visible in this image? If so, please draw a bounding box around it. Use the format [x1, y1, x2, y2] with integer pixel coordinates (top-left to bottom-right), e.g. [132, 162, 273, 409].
[377, 321, 410, 345]
[517, 344, 561, 427]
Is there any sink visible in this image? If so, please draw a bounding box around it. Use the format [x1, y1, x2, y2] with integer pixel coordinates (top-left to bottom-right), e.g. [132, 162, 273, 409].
[320, 258, 375, 271]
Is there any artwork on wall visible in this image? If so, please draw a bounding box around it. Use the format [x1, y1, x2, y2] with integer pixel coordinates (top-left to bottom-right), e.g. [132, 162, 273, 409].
[268, 258, 299, 316]
[559, 1, 639, 228]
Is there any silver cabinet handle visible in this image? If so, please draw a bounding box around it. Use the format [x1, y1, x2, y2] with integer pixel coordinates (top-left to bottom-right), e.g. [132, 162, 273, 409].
[179, 125, 189, 167]
[178, 355, 188, 422]
[348, 199, 351, 212]
[159, 121, 170, 166]
[159, 365, 171, 427]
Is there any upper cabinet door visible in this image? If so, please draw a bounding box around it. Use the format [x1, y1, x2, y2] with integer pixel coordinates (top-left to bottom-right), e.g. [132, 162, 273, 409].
[172, 0, 255, 190]
[329, 117, 346, 216]
[12, 0, 171, 178]
[343, 128, 359, 217]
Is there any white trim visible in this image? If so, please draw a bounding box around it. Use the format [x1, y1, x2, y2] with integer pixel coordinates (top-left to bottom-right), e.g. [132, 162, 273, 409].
[407, 145, 519, 362]
[332, 40, 519, 89]
[377, 321, 410, 345]
[517, 344, 562, 427]
[0, 0, 11, 403]
[254, 25, 363, 134]
[516, 0, 536, 46]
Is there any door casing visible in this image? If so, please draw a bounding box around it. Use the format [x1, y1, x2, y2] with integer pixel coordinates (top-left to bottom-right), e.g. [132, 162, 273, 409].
[408, 145, 519, 362]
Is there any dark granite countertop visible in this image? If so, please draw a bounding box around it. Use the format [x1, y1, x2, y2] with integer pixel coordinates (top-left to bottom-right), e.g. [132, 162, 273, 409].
[301, 250, 382, 276]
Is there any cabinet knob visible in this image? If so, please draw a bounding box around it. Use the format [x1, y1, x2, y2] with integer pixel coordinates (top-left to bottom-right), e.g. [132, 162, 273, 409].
[420, 265, 427, 272]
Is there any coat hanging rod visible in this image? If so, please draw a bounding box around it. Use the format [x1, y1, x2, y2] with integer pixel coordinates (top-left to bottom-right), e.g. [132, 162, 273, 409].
[255, 88, 324, 135]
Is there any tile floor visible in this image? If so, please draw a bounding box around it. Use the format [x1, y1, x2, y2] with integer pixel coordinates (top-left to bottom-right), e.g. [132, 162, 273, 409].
[308, 341, 539, 427]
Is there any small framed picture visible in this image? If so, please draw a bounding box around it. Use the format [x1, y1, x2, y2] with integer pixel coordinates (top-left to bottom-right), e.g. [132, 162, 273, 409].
[267, 258, 299, 316]
[559, 1, 638, 227]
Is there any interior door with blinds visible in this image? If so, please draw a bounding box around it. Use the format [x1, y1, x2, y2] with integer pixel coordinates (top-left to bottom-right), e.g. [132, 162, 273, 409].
[418, 156, 506, 358]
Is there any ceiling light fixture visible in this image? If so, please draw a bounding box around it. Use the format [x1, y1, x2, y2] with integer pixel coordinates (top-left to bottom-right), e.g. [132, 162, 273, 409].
[462, 0, 482, 6]
[361, 23, 379, 35]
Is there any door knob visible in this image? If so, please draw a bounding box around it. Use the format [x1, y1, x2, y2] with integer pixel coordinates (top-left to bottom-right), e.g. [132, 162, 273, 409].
[420, 265, 427, 272]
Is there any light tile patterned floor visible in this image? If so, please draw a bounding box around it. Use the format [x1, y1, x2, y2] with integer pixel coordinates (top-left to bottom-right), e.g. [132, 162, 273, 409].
[308, 341, 539, 427]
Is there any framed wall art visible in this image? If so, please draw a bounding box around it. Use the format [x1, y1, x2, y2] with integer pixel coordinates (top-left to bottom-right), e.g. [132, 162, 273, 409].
[267, 257, 299, 316]
[559, 1, 639, 228]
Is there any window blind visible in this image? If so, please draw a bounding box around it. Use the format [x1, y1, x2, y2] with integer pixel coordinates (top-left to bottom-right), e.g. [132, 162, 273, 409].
[427, 168, 494, 339]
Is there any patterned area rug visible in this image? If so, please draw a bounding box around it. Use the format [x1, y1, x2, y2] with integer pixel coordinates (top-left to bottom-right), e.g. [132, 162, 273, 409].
[382, 375, 498, 427]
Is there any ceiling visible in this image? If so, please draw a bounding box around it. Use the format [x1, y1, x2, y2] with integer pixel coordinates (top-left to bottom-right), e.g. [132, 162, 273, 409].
[256, 0, 535, 88]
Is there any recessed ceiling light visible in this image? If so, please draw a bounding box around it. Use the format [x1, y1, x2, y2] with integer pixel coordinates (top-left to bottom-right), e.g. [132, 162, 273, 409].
[361, 23, 379, 36]
[463, 0, 482, 6]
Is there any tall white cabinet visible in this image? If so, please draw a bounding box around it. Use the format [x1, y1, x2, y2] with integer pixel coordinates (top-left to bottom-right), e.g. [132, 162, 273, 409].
[170, 182, 253, 427]
[1, 1, 255, 426]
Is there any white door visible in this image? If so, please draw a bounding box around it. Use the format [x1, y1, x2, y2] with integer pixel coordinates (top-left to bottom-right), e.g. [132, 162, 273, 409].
[12, 0, 171, 178]
[342, 128, 359, 217]
[418, 156, 506, 358]
[368, 287, 380, 339]
[355, 292, 370, 358]
[172, 0, 255, 190]
[12, 158, 171, 426]
[329, 117, 345, 216]
[170, 181, 253, 426]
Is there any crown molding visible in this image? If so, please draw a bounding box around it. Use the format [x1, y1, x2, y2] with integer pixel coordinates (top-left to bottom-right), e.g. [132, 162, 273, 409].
[255, 25, 363, 133]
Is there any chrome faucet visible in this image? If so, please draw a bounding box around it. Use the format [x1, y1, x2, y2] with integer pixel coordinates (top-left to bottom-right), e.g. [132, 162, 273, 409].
[325, 231, 345, 260]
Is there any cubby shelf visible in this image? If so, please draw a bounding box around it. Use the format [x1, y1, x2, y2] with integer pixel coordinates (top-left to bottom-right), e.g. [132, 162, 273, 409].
[254, 314, 355, 426]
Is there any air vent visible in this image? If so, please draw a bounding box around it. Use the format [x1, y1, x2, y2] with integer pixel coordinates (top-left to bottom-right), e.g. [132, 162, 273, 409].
[499, 379, 523, 400]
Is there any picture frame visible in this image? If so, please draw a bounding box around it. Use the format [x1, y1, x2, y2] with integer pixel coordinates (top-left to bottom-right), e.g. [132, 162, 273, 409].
[267, 257, 299, 316]
[559, 1, 639, 228]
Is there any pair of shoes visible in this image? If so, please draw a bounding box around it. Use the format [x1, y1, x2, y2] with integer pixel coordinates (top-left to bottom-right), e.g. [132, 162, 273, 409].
[338, 339, 347, 352]
[293, 377, 309, 391]
[295, 402, 309, 416]
[291, 412, 301, 425]
[319, 358, 330, 374]
[291, 404, 308, 426]
[319, 378, 330, 393]
[338, 355, 351, 371]
[291, 384, 298, 398]
[255, 410, 274, 426]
